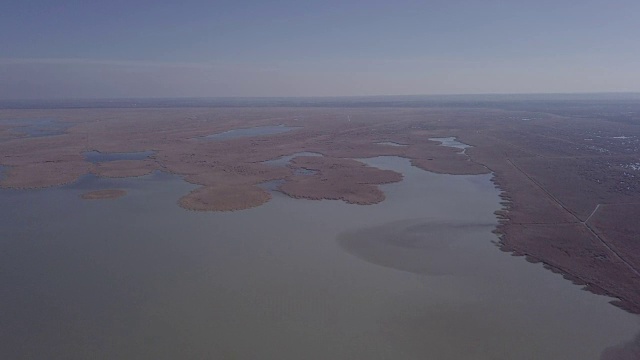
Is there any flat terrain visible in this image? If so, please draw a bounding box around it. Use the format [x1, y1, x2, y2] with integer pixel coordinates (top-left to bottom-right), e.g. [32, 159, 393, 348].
[1, 99, 639, 313]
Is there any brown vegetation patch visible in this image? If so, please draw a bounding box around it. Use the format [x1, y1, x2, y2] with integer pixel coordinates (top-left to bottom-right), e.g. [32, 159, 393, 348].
[498, 223, 640, 313]
[279, 156, 403, 205]
[182, 163, 291, 186]
[178, 184, 271, 211]
[513, 156, 640, 221]
[91, 159, 158, 178]
[589, 203, 640, 272]
[0, 161, 91, 189]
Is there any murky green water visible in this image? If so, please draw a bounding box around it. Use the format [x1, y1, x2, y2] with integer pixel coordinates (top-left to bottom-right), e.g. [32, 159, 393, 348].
[0, 157, 637, 359]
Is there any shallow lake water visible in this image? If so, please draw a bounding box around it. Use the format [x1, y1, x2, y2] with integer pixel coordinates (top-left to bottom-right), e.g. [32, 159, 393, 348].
[0, 157, 638, 359]
[430, 136, 471, 150]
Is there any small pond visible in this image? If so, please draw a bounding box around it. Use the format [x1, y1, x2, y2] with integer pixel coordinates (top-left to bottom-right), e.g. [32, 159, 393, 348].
[429, 136, 471, 150]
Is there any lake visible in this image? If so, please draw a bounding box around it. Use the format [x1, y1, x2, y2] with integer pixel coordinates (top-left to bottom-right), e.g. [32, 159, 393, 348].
[0, 156, 637, 359]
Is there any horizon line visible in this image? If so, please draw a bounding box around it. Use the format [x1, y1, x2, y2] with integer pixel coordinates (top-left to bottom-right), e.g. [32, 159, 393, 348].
[2, 91, 640, 103]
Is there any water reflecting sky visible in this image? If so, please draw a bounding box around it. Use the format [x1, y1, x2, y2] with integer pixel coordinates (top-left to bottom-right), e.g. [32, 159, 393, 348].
[0, 157, 637, 359]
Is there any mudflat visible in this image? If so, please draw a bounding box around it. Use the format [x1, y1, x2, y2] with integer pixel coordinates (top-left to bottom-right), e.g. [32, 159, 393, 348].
[1, 103, 639, 314]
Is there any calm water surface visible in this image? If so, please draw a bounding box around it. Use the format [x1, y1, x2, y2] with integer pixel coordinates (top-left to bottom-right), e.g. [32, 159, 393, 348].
[0, 157, 637, 359]
[429, 136, 471, 150]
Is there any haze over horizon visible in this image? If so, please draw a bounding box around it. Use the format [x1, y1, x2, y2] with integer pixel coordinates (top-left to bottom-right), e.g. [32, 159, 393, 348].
[2, 0, 639, 99]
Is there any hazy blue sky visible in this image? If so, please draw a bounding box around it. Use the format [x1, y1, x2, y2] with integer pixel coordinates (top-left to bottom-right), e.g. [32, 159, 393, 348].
[1, 0, 639, 98]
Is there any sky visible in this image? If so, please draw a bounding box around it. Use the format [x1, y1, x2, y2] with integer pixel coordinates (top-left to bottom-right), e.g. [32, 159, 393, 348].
[1, 0, 639, 99]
